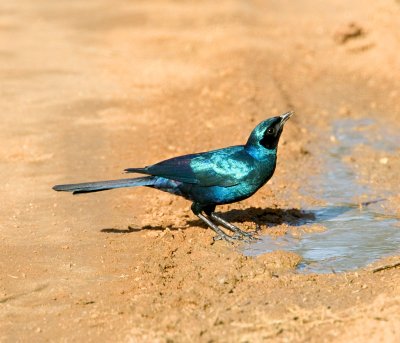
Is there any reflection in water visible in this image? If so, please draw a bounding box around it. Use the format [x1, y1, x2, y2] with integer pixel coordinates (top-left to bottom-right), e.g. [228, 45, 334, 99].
[244, 119, 400, 273]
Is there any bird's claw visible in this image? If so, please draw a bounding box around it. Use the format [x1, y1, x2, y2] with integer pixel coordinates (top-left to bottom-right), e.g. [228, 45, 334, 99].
[213, 234, 235, 244]
[239, 222, 262, 240]
[232, 233, 243, 240]
[243, 230, 259, 239]
[213, 230, 259, 243]
[234, 233, 257, 243]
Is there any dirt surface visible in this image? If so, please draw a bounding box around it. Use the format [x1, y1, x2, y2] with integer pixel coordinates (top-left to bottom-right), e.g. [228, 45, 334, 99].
[1, 0, 400, 342]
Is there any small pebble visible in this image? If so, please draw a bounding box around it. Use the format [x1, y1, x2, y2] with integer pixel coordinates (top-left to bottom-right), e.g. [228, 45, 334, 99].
[379, 157, 389, 165]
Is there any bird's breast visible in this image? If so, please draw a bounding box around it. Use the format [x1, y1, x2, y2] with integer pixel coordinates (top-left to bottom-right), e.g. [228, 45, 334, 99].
[184, 158, 276, 205]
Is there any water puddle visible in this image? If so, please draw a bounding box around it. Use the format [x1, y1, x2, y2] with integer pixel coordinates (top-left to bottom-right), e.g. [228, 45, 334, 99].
[244, 118, 400, 273]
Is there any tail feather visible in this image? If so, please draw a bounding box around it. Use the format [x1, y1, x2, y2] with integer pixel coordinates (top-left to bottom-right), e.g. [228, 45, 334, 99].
[124, 167, 147, 174]
[53, 176, 154, 194]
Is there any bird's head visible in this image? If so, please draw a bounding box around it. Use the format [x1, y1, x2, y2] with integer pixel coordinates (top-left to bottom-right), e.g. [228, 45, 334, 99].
[245, 111, 294, 156]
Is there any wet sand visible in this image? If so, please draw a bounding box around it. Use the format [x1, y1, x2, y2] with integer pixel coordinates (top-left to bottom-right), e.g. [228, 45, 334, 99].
[1, 0, 400, 341]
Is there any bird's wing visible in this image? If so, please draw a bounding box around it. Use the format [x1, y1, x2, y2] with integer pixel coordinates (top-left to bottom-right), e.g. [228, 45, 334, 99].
[125, 146, 254, 187]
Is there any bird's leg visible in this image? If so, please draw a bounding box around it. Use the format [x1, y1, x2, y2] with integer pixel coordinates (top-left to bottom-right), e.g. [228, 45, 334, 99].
[209, 212, 258, 240]
[191, 203, 247, 242]
[196, 213, 235, 243]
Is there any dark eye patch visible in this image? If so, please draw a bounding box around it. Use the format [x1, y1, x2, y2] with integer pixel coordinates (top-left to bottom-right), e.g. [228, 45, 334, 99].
[260, 122, 282, 149]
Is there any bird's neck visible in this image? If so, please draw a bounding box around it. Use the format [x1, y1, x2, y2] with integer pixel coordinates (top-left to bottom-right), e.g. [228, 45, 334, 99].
[245, 144, 277, 162]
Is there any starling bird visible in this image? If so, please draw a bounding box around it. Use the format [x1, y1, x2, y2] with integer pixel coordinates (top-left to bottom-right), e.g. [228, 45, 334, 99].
[53, 111, 293, 241]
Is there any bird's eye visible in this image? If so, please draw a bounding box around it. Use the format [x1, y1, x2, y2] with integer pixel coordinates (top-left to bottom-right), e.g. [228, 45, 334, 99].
[267, 127, 275, 135]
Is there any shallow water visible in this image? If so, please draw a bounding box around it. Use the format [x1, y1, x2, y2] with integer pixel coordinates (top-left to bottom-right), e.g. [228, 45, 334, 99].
[244, 119, 400, 273]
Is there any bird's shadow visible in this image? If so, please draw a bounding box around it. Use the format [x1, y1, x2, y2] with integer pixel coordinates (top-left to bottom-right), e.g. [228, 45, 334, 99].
[100, 205, 348, 234]
[101, 225, 180, 233]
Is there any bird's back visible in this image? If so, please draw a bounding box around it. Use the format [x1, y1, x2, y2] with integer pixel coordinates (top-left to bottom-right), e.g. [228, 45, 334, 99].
[127, 145, 274, 186]
[128, 145, 277, 205]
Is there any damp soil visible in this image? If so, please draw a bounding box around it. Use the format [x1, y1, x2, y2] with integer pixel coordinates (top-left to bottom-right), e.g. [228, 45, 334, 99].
[1, 1, 400, 342]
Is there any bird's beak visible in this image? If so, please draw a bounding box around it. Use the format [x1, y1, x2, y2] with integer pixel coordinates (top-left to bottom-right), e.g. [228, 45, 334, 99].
[280, 111, 294, 125]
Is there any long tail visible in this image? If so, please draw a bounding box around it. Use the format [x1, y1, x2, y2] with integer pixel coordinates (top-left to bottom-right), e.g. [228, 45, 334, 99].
[53, 176, 154, 195]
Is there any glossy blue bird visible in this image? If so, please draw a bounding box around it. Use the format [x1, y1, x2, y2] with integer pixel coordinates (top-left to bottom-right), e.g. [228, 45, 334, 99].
[53, 111, 294, 241]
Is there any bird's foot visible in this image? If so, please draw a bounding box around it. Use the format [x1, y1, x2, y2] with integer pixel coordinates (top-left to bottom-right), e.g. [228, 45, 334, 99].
[236, 229, 259, 240]
[212, 230, 255, 243]
[241, 222, 262, 239]
[227, 229, 259, 243]
[197, 212, 259, 244]
[197, 213, 236, 244]
[212, 233, 236, 243]
[209, 212, 259, 241]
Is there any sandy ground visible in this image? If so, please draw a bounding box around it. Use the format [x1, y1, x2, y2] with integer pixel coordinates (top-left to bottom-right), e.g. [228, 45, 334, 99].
[1, 0, 400, 342]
